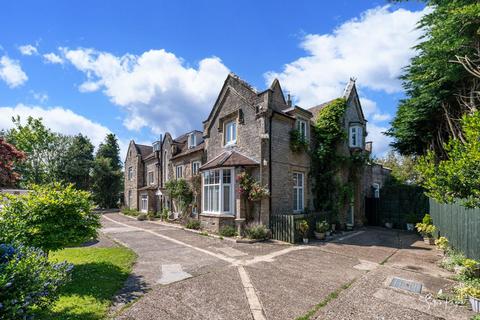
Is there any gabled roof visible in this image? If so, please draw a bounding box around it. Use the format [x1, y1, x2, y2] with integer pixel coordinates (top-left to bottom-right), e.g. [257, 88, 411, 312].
[200, 150, 259, 171]
[308, 99, 336, 119]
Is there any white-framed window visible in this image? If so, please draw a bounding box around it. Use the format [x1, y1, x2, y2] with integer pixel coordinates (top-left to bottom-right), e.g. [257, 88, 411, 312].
[349, 125, 363, 148]
[296, 119, 307, 140]
[188, 133, 197, 149]
[192, 195, 198, 214]
[202, 168, 234, 215]
[176, 165, 183, 179]
[224, 120, 237, 146]
[293, 172, 304, 213]
[148, 171, 154, 185]
[372, 183, 380, 199]
[192, 161, 201, 175]
[140, 194, 148, 212]
[128, 167, 133, 181]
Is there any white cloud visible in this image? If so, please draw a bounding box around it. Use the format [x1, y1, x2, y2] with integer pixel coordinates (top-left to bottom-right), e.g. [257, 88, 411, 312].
[266, 5, 429, 156]
[265, 5, 428, 106]
[18, 44, 38, 56]
[0, 104, 110, 148]
[43, 52, 64, 64]
[367, 123, 392, 157]
[61, 47, 229, 136]
[31, 91, 49, 103]
[0, 56, 28, 88]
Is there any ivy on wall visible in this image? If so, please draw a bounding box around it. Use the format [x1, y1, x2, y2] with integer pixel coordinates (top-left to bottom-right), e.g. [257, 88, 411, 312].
[311, 98, 367, 224]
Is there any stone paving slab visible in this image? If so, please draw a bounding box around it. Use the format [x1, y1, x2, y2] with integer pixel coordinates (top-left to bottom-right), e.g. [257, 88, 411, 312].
[314, 266, 475, 320]
[116, 267, 252, 320]
[246, 247, 365, 320]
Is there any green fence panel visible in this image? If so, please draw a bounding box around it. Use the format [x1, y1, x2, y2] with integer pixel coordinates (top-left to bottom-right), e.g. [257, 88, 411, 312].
[429, 198, 480, 260]
[270, 212, 326, 243]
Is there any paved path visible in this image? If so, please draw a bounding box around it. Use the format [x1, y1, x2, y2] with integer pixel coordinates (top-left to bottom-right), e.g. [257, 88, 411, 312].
[101, 213, 475, 320]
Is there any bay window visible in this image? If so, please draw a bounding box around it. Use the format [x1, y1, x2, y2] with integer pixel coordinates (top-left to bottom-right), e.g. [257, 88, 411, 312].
[349, 125, 363, 148]
[202, 168, 234, 214]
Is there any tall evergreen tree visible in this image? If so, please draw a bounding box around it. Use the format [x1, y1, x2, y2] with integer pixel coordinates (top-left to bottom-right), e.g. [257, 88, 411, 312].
[388, 0, 480, 156]
[91, 134, 122, 208]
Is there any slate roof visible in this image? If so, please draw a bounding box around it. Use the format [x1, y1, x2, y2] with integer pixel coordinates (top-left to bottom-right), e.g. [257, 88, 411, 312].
[135, 144, 153, 157]
[171, 141, 205, 160]
[200, 150, 259, 171]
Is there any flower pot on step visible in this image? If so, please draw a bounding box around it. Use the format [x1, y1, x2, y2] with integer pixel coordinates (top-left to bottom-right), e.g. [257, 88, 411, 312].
[470, 296, 480, 313]
[314, 231, 326, 240]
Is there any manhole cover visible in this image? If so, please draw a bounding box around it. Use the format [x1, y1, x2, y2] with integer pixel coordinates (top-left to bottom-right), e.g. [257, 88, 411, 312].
[389, 277, 423, 294]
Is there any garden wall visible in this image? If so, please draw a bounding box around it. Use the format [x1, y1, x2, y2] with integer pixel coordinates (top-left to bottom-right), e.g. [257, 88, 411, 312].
[429, 198, 480, 260]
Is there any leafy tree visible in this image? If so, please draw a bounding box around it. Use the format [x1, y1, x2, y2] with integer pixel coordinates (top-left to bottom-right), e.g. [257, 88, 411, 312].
[0, 138, 25, 187]
[416, 112, 480, 208]
[0, 183, 99, 252]
[0, 243, 72, 319]
[91, 134, 122, 208]
[53, 134, 94, 190]
[388, 0, 480, 156]
[5, 116, 57, 186]
[376, 151, 419, 184]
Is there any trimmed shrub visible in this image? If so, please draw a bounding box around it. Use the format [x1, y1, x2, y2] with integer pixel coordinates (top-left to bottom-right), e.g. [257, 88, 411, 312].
[219, 225, 237, 237]
[0, 183, 99, 252]
[136, 213, 147, 221]
[0, 243, 72, 319]
[121, 207, 140, 216]
[185, 220, 201, 230]
[244, 224, 268, 239]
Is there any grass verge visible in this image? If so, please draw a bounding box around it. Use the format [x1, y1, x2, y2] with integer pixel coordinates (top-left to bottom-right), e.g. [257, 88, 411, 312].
[295, 279, 355, 320]
[36, 247, 136, 320]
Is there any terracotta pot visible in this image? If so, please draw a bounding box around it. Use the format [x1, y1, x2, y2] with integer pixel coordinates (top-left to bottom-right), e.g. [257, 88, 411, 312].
[424, 237, 435, 245]
[314, 231, 326, 240]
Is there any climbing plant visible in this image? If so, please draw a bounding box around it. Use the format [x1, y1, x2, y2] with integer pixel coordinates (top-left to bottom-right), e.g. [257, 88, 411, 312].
[165, 179, 193, 220]
[311, 98, 367, 223]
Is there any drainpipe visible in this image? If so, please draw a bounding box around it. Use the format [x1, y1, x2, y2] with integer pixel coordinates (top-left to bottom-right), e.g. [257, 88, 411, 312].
[269, 113, 273, 221]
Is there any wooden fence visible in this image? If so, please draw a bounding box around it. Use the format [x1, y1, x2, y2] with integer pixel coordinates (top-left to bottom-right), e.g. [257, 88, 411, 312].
[430, 198, 480, 260]
[270, 212, 326, 243]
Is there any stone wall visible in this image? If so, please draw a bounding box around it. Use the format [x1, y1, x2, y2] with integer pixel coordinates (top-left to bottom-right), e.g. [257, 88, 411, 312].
[124, 141, 141, 210]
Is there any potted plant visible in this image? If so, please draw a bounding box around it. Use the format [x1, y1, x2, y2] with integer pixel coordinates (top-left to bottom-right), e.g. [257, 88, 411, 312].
[314, 220, 329, 240]
[415, 214, 436, 245]
[456, 285, 480, 312]
[405, 213, 417, 231]
[298, 220, 309, 244]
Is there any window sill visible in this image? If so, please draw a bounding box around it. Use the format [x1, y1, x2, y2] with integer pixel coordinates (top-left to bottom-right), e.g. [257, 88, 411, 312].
[200, 212, 235, 218]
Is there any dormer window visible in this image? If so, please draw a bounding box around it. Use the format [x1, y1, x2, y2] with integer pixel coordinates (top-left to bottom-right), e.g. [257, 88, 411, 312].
[224, 120, 237, 146]
[188, 133, 197, 149]
[153, 141, 161, 151]
[296, 120, 307, 140]
[349, 125, 363, 148]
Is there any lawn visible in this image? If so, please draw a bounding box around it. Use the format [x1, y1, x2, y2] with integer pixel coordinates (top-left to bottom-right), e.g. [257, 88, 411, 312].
[37, 246, 136, 320]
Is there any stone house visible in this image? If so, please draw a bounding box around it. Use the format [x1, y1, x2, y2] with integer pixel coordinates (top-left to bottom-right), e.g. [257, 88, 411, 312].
[123, 73, 389, 233]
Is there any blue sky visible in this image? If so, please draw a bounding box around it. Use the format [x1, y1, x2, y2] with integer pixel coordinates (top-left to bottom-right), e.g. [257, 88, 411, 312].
[0, 0, 426, 159]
